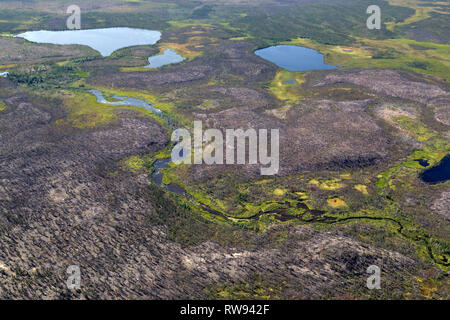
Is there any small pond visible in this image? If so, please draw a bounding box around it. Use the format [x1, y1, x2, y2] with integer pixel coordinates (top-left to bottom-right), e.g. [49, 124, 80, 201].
[145, 49, 185, 68]
[254, 45, 338, 71]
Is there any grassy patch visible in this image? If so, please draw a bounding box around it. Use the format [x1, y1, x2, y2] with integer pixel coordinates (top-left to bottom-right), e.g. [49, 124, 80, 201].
[57, 90, 117, 129]
[123, 155, 146, 173]
[327, 197, 348, 208]
[354, 184, 369, 195]
[269, 70, 306, 103]
[0, 100, 7, 111]
[319, 178, 344, 191]
[89, 87, 187, 129]
[273, 188, 287, 196]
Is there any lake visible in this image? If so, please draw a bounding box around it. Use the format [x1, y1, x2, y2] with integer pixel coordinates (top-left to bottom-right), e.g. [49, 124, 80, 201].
[145, 49, 185, 68]
[15, 28, 161, 57]
[420, 154, 450, 184]
[254, 45, 338, 71]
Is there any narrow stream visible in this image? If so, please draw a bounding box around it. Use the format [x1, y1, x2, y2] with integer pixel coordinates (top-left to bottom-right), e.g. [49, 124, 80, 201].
[151, 158, 188, 196]
[89, 89, 173, 128]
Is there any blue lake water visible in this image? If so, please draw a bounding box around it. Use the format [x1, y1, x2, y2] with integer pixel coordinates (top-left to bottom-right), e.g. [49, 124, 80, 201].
[254, 45, 338, 71]
[145, 49, 185, 68]
[89, 89, 173, 127]
[15, 28, 161, 57]
[89, 89, 160, 112]
[420, 154, 450, 184]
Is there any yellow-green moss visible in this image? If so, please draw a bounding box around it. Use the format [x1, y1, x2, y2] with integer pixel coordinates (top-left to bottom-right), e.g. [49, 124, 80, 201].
[319, 178, 344, 190]
[124, 155, 146, 173]
[0, 100, 7, 111]
[269, 70, 306, 102]
[354, 184, 369, 195]
[58, 91, 117, 129]
[327, 197, 347, 208]
[273, 188, 287, 196]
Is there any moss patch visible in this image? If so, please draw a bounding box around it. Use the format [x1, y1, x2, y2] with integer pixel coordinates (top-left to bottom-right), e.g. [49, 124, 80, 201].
[0, 100, 7, 111]
[57, 91, 117, 129]
[327, 197, 348, 208]
[354, 184, 369, 195]
[123, 155, 146, 173]
[273, 188, 287, 196]
[269, 70, 306, 103]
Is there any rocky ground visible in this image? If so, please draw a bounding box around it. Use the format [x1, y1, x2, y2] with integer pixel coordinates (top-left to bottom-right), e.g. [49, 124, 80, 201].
[432, 191, 450, 222]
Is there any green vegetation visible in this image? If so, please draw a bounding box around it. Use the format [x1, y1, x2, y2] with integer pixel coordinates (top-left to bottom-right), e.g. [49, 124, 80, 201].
[269, 70, 306, 103]
[8, 63, 84, 88]
[0, 100, 7, 111]
[58, 90, 117, 129]
[283, 37, 450, 81]
[143, 183, 251, 247]
[207, 273, 285, 300]
[123, 155, 146, 173]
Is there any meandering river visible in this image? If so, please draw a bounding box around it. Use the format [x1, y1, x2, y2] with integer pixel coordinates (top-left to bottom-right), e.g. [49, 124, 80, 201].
[89, 89, 173, 127]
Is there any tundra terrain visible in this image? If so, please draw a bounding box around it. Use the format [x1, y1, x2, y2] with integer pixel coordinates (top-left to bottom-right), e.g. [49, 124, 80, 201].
[0, 0, 448, 299]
